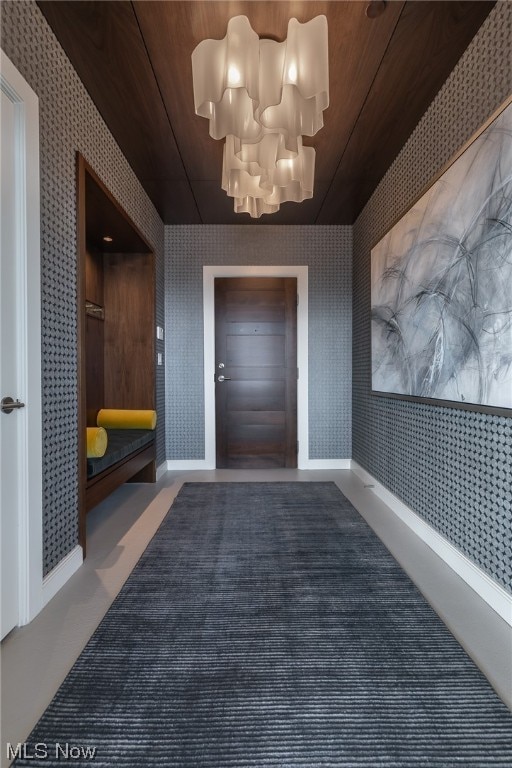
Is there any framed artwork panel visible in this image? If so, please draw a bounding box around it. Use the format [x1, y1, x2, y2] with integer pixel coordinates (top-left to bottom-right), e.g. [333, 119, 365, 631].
[371, 96, 512, 414]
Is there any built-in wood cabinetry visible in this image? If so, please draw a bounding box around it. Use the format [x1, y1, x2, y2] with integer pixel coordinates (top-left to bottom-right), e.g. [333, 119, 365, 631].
[77, 154, 156, 552]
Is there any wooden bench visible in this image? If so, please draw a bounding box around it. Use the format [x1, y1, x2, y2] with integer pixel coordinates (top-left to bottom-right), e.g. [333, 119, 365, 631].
[86, 429, 156, 512]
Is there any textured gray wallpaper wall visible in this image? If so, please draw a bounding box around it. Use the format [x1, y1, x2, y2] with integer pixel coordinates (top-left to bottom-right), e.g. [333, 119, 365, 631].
[353, 3, 512, 592]
[165, 225, 352, 461]
[1, 1, 166, 575]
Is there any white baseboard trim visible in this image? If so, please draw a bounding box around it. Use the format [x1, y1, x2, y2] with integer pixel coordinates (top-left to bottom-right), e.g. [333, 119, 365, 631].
[156, 461, 168, 481]
[350, 461, 512, 627]
[41, 545, 83, 608]
[300, 459, 351, 470]
[166, 459, 351, 471]
[166, 459, 215, 471]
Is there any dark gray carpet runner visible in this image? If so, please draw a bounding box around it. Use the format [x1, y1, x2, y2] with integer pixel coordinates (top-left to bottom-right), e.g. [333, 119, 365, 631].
[14, 482, 512, 766]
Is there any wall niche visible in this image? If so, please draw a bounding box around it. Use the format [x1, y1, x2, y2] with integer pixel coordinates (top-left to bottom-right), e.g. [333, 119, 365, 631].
[77, 154, 156, 551]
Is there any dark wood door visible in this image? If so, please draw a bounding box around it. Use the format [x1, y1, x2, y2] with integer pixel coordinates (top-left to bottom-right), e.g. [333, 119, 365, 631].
[215, 277, 297, 469]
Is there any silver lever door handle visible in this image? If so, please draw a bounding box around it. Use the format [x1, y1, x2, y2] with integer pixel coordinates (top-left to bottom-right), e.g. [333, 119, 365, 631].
[1, 396, 26, 414]
[217, 375, 231, 382]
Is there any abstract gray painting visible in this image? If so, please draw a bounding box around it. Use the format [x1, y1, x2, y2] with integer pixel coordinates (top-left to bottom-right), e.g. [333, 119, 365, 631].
[371, 99, 512, 411]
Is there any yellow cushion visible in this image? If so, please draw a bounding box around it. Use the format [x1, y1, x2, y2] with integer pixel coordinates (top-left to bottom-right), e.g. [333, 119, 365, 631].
[86, 427, 108, 458]
[97, 408, 157, 430]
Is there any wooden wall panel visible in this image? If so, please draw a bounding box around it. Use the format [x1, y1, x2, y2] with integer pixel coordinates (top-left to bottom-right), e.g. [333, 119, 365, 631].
[85, 248, 104, 306]
[103, 253, 155, 410]
[84, 248, 104, 425]
[85, 315, 104, 426]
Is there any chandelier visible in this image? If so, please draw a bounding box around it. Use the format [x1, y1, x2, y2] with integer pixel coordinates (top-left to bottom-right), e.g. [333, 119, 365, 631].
[191, 15, 329, 218]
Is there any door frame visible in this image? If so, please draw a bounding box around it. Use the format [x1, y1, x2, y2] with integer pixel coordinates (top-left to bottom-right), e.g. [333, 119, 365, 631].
[203, 266, 309, 469]
[0, 51, 43, 625]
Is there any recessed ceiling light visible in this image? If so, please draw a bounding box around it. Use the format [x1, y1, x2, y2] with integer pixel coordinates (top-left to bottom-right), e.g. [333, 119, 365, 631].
[103, 236, 113, 243]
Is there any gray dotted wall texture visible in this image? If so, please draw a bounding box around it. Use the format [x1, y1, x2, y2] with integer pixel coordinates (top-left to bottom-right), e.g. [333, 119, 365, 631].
[1, 1, 165, 575]
[353, 2, 512, 592]
[165, 226, 352, 461]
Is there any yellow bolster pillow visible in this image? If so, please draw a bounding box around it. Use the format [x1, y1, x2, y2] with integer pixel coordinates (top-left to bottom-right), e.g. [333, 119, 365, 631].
[97, 409, 157, 430]
[86, 427, 108, 458]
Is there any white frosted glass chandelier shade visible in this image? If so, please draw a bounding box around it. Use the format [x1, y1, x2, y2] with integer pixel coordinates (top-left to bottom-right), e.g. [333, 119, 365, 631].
[222, 135, 315, 218]
[233, 197, 280, 218]
[192, 16, 260, 120]
[192, 15, 329, 145]
[223, 134, 307, 184]
[191, 14, 328, 217]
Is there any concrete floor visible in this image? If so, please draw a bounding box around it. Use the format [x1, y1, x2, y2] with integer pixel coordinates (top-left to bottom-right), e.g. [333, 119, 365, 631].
[1, 469, 511, 767]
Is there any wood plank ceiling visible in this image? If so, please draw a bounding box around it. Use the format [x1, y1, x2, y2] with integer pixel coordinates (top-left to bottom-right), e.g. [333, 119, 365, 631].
[38, 1, 495, 225]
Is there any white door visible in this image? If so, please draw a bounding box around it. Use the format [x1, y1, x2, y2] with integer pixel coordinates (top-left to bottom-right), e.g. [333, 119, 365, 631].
[0, 51, 43, 636]
[0, 85, 20, 638]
